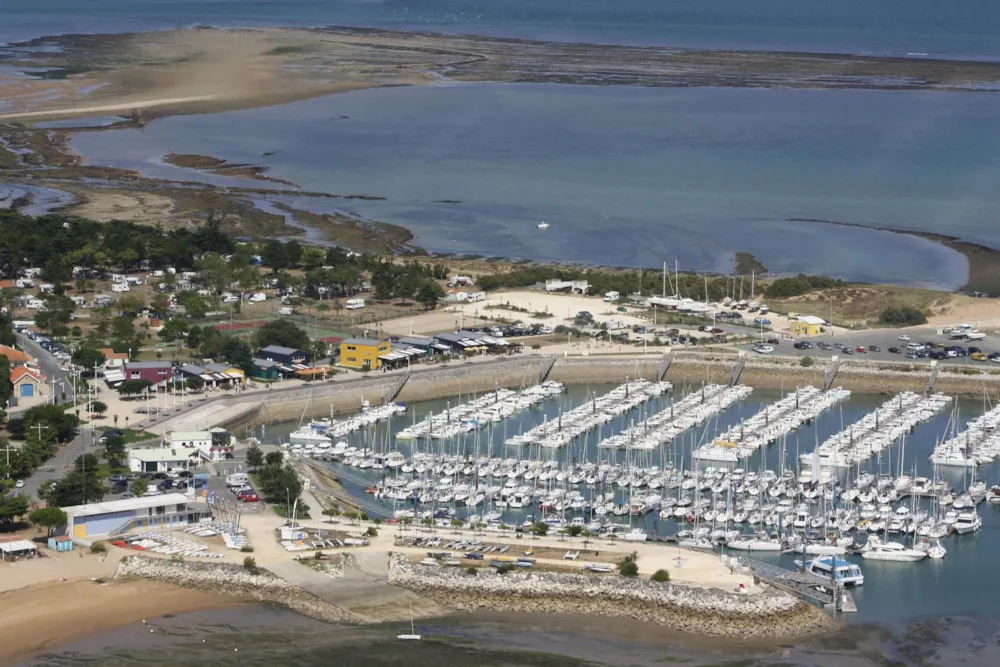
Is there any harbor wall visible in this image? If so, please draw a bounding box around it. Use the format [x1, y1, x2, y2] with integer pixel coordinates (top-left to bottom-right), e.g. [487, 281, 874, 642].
[387, 554, 834, 639]
[114, 555, 363, 623]
[186, 353, 1000, 433]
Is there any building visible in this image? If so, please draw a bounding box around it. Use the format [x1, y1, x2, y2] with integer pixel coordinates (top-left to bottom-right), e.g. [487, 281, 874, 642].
[791, 315, 827, 336]
[0, 537, 38, 561]
[258, 345, 309, 365]
[11, 366, 42, 399]
[0, 344, 33, 366]
[98, 348, 129, 370]
[177, 362, 245, 387]
[250, 358, 282, 380]
[544, 279, 589, 294]
[124, 360, 174, 385]
[128, 446, 200, 473]
[63, 493, 210, 541]
[339, 338, 390, 370]
[168, 429, 233, 462]
[434, 331, 516, 356]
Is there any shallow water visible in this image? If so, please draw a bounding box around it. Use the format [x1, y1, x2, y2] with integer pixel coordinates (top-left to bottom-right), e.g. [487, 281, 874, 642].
[70, 84, 994, 286]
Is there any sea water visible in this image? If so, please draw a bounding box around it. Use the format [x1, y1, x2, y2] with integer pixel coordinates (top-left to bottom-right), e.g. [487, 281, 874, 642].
[70, 84, 999, 287]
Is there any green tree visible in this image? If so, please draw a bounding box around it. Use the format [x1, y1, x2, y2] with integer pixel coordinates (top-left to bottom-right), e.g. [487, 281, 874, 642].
[252, 319, 310, 352]
[417, 280, 445, 310]
[91, 400, 108, 417]
[49, 471, 106, 506]
[118, 379, 153, 397]
[650, 569, 670, 583]
[261, 240, 291, 272]
[245, 443, 264, 471]
[186, 325, 203, 350]
[531, 521, 549, 536]
[132, 477, 150, 497]
[220, 337, 253, 370]
[185, 376, 205, 393]
[158, 317, 190, 343]
[300, 247, 326, 271]
[800, 356, 814, 368]
[28, 506, 67, 536]
[0, 494, 30, 524]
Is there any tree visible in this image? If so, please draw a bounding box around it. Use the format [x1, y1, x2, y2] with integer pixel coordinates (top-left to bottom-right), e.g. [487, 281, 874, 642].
[568, 525, 583, 539]
[264, 451, 284, 467]
[29, 506, 67, 536]
[800, 356, 814, 368]
[417, 280, 445, 310]
[91, 400, 108, 417]
[0, 494, 30, 524]
[261, 240, 291, 272]
[118, 379, 153, 397]
[252, 319, 310, 352]
[245, 443, 264, 471]
[186, 325, 203, 350]
[185, 376, 205, 393]
[220, 337, 253, 370]
[619, 558, 639, 577]
[49, 471, 106, 506]
[132, 477, 150, 498]
[879, 306, 927, 326]
[74, 453, 101, 474]
[531, 521, 549, 536]
[300, 247, 326, 271]
[158, 317, 189, 343]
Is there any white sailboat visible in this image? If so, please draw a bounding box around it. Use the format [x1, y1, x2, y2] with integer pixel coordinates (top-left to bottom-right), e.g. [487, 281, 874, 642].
[537, 221, 550, 230]
[398, 604, 421, 640]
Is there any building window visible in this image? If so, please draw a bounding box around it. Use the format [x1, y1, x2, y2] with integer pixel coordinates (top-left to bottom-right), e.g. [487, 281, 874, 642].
[346, 346, 356, 351]
[347, 357, 356, 363]
[158, 370, 168, 375]
[131, 372, 140, 379]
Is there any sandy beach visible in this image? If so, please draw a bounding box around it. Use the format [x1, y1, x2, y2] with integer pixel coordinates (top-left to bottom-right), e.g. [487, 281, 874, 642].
[0, 575, 235, 664]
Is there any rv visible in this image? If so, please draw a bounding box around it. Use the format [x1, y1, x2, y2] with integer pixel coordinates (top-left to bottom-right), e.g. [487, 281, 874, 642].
[467, 291, 486, 303]
[111, 282, 130, 293]
[604, 291, 620, 303]
[226, 473, 250, 489]
[447, 276, 474, 287]
[278, 306, 294, 316]
[346, 298, 365, 310]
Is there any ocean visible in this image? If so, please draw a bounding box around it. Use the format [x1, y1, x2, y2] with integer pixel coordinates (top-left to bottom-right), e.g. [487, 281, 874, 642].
[71, 85, 991, 287]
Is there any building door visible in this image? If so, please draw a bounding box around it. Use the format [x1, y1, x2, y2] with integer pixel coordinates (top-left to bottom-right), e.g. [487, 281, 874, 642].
[20, 383, 33, 397]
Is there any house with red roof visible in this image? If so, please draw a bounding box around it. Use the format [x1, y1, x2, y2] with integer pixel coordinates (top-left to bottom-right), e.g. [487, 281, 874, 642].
[11, 366, 42, 399]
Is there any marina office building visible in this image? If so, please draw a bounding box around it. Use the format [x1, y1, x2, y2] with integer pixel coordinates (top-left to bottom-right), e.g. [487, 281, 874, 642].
[64, 493, 210, 541]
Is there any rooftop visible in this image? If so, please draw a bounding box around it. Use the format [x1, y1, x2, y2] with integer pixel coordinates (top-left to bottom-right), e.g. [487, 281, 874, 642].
[342, 338, 387, 347]
[125, 360, 173, 369]
[63, 492, 197, 517]
[259, 345, 305, 356]
[129, 447, 200, 463]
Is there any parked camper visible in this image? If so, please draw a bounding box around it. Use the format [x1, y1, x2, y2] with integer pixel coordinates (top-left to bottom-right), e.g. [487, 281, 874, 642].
[226, 473, 250, 489]
[248, 292, 267, 303]
[467, 291, 486, 303]
[278, 306, 294, 316]
[345, 298, 365, 310]
[604, 291, 620, 303]
[448, 275, 474, 287]
[111, 282, 130, 293]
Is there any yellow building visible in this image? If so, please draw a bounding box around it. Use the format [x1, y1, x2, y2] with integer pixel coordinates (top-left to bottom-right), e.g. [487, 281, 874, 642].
[339, 338, 390, 370]
[791, 315, 826, 336]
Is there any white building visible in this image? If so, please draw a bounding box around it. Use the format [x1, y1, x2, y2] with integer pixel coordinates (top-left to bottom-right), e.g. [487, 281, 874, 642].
[64, 493, 210, 541]
[128, 447, 200, 473]
[169, 429, 233, 462]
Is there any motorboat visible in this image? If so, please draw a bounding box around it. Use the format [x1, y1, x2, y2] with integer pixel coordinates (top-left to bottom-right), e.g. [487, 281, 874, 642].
[953, 512, 982, 535]
[915, 537, 946, 560]
[537, 221, 550, 230]
[796, 555, 865, 586]
[861, 536, 927, 562]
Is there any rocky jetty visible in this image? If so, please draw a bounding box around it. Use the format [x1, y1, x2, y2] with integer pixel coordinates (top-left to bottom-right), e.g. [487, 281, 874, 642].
[388, 555, 835, 638]
[114, 555, 361, 623]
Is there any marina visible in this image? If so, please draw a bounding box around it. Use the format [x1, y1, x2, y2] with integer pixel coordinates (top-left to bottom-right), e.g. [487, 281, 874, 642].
[263, 383, 1000, 620]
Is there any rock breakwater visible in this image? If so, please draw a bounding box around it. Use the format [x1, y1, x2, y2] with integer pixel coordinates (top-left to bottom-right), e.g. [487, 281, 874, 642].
[387, 555, 834, 638]
[114, 555, 362, 623]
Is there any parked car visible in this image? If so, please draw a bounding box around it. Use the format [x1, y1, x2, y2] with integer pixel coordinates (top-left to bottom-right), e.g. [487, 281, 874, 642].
[855, 346, 866, 353]
[14, 479, 25, 488]
[888, 347, 900, 354]
[972, 352, 988, 361]
[793, 341, 811, 350]
[766, 338, 780, 345]
[898, 334, 911, 341]
[868, 345, 881, 352]
[237, 490, 260, 502]
[842, 348, 854, 355]
[753, 345, 774, 355]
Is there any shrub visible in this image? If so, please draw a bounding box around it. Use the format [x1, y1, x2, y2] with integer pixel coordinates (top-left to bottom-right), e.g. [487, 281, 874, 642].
[496, 563, 515, 575]
[619, 559, 639, 577]
[764, 274, 843, 298]
[879, 306, 927, 326]
[466, 566, 478, 576]
[651, 569, 670, 583]
[240, 545, 254, 553]
[365, 526, 379, 537]
[89, 541, 107, 554]
[243, 556, 260, 574]
[800, 356, 814, 368]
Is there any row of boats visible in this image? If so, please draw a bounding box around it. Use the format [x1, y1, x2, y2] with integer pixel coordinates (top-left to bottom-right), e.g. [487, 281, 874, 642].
[801, 392, 953, 468]
[931, 401, 1000, 468]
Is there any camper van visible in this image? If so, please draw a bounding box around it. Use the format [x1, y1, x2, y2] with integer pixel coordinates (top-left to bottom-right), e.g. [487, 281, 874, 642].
[278, 306, 294, 316]
[111, 282, 130, 293]
[604, 291, 620, 303]
[467, 291, 486, 303]
[226, 473, 250, 489]
[346, 298, 365, 310]
[447, 276, 474, 288]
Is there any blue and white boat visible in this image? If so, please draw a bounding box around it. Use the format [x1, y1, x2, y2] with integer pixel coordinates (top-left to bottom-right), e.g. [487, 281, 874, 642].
[796, 555, 865, 586]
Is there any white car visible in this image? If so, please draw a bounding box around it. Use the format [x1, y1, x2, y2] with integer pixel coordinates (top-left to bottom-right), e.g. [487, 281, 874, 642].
[898, 334, 911, 341]
[754, 345, 774, 355]
[14, 479, 25, 488]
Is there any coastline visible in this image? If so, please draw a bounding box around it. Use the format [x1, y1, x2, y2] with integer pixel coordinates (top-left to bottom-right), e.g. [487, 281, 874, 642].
[0, 578, 236, 665]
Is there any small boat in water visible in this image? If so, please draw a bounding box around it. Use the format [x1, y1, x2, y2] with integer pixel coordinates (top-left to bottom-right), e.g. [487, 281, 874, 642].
[796, 555, 865, 586]
[398, 604, 422, 641]
[537, 221, 550, 230]
[861, 536, 927, 562]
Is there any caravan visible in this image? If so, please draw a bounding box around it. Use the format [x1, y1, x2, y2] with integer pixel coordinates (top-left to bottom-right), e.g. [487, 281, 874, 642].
[346, 298, 365, 310]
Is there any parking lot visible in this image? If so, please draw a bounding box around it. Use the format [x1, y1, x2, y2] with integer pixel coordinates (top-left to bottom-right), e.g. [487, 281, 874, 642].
[741, 325, 999, 367]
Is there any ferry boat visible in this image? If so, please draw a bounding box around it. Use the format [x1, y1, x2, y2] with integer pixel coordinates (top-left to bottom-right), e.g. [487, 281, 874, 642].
[796, 555, 865, 586]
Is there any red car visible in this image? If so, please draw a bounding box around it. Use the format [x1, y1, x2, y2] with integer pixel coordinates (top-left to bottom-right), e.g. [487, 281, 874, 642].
[237, 490, 259, 502]
[855, 346, 867, 353]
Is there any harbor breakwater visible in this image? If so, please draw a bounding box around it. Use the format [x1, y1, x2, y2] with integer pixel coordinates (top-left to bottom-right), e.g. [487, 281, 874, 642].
[386, 554, 835, 639]
[159, 352, 1000, 434]
[113, 555, 364, 623]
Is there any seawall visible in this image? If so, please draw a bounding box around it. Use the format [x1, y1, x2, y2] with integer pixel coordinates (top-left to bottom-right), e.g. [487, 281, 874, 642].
[161, 352, 1000, 434]
[114, 554, 364, 623]
[387, 554, 833, 639]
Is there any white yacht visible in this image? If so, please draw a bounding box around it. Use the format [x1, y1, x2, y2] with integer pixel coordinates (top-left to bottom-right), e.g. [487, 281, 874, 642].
[953, 512, 982, 535]
[861, 536, 927, 562]
[288, 426, 331, 446]
[797, 555, 865, 586]
[537, 221, 550, 230]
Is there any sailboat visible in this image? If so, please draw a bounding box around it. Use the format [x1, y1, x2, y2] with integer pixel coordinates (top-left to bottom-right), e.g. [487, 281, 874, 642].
[537, 221, 550, 230]
[398, 604, 422, 640]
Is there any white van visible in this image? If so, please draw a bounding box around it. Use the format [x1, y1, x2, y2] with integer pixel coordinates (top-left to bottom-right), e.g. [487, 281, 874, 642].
[226, 473, 250, 489]
[604, 291, 620, 302]
[906, 343, 923, 351]
[346, 298, 365, 310]
[278, 306, 294, 316]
